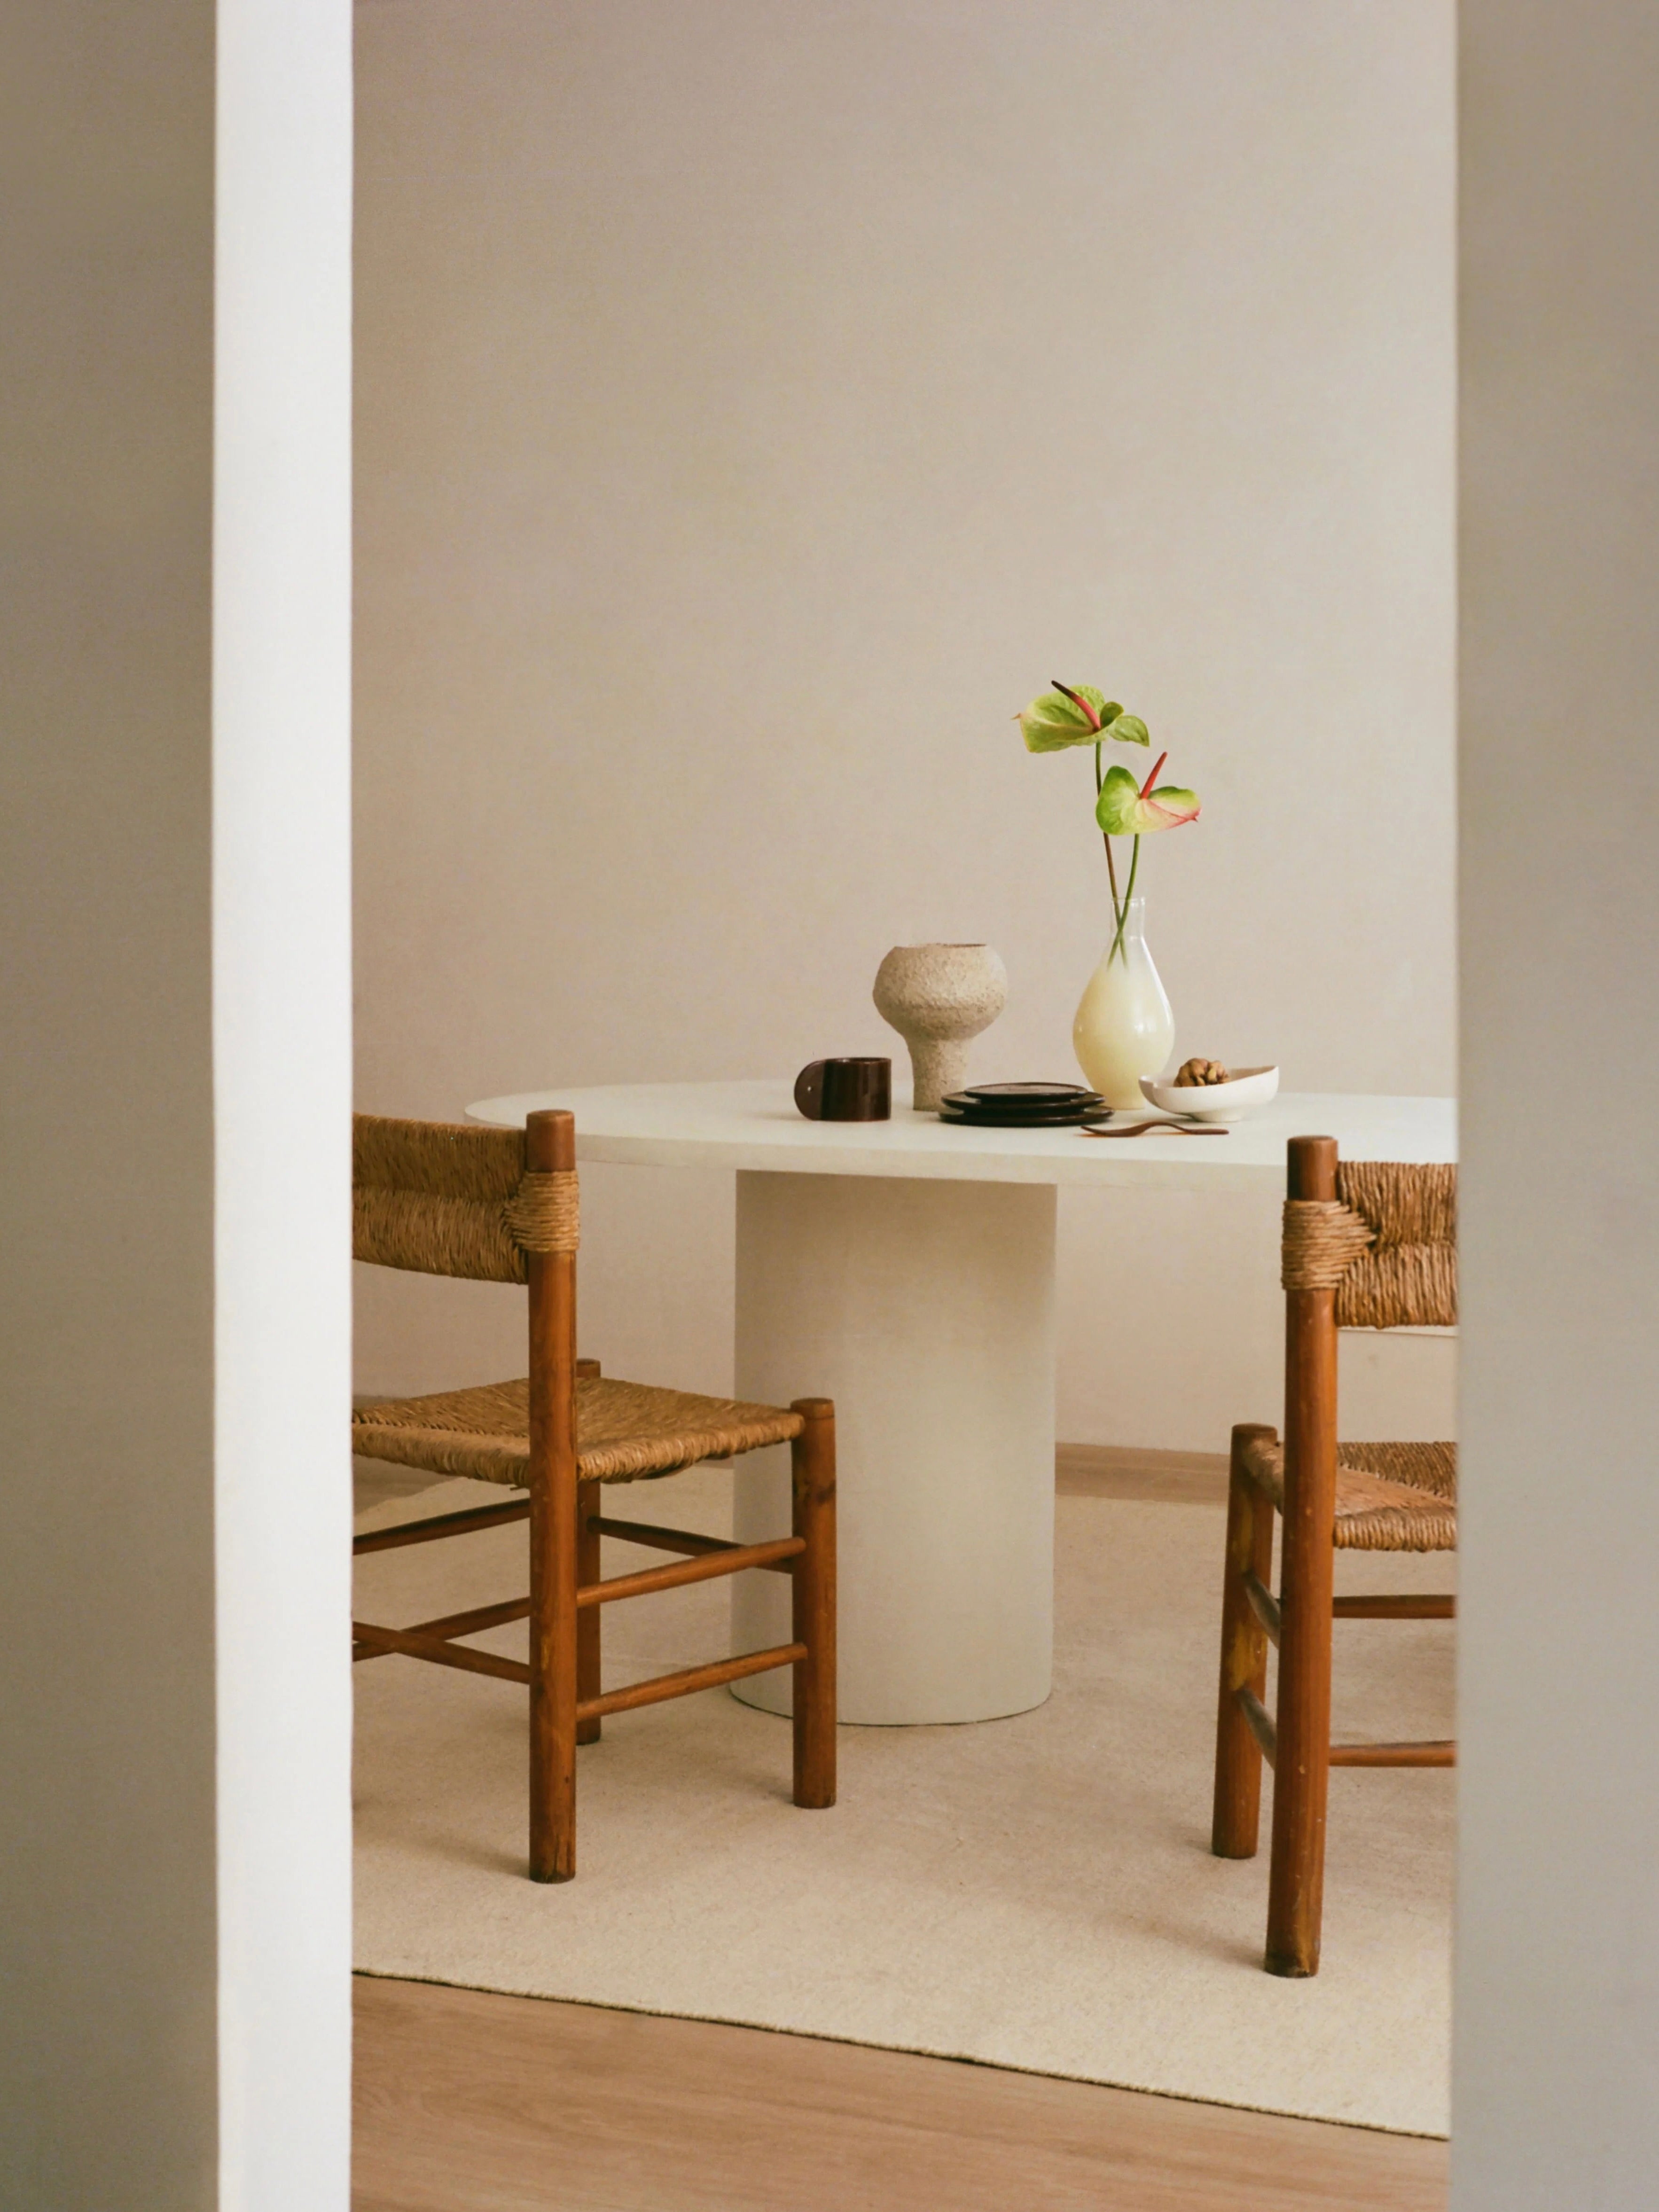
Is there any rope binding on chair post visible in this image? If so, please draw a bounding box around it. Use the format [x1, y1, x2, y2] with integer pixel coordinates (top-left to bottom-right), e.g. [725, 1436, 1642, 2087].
[1282, 1200, 1373, 1290]
[503, 1168, 580, 1257]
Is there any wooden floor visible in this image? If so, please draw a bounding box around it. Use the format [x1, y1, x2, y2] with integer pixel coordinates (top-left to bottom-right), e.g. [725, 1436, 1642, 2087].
[1056, 1441, 1231, 1508]
[354, 1977, 1447, 2212]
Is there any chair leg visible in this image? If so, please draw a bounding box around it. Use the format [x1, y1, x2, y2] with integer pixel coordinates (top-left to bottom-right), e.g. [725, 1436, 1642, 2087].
[1265, 1266, 1339, 1974]
[790, 1399, 837, 1810]
[1212, 1424, 1277, 1858]
[576, 1479, 602, 1744]
[1265, 1579, 1333, 1973]
[528, 1421, 579, 1885]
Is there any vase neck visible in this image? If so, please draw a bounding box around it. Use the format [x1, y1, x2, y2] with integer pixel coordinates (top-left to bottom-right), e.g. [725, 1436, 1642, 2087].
[1110, 894, 1148, 949]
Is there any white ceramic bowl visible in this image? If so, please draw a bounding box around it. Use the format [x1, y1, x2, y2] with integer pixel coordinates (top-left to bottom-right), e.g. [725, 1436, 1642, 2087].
[1139, 1064, 1279, 1123]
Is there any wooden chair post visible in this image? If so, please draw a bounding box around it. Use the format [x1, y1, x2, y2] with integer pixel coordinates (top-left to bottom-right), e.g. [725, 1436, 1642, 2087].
[1266, 1134, 1340, 1975]
[574, 1360, 603, 1745]
[576, 1481, 603, 1743]
[527, 1109, 579, 1883]
[789, 1399, 837, 1809]
[1212, 1421, 1278, 1858]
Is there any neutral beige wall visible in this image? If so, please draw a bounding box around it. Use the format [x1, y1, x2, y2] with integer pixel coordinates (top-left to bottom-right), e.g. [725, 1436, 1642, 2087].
[353, 0, 1456, 1447]
[1454, 6, 1659, 2202]
[1, 7, 219, 2203]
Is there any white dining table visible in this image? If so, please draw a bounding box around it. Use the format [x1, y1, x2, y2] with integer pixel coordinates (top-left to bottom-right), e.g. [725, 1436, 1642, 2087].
[469, 1080, 1457, 1727]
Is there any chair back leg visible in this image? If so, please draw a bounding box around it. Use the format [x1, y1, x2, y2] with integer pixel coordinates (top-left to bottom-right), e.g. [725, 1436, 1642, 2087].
[1265, 1134, 1341, 1975]
[527, 1110, 580, 1883]
[790, 1399, 837, 1809]
[1212, 1423, 1277, 1857]
[529, 1470, 578, 1882]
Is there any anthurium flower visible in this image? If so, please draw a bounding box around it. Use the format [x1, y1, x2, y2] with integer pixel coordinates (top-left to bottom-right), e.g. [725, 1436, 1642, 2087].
[1095, 752, 1200, 835]
[1017, 681, 1149, 754]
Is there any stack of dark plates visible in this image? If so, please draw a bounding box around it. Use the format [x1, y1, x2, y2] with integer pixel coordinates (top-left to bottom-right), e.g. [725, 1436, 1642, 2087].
[937, 1081, 1110, 1128]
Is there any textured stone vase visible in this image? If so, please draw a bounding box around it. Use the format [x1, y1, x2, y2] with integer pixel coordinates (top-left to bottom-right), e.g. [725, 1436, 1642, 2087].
[873, 943, 1008, 1111]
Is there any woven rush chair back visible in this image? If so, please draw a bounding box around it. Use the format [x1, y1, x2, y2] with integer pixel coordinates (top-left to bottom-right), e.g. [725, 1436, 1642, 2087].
[1282, 1158, 1457, 1330]
[353, 1113, 579, 1283]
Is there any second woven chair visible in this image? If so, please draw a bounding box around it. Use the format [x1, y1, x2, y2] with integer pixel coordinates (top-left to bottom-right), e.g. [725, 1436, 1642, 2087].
[351, 1107, 836, 1882]
[1211, 1134, 1456, 1975]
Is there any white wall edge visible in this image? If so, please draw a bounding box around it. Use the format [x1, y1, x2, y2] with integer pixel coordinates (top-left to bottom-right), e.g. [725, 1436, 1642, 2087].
[213, 2, 354, 2204]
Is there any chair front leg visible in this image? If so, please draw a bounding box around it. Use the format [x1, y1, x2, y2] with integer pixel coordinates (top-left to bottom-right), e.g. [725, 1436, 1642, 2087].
[576, 1479, 603, 1744]
[790, 1399, 837, 1809]
[1212, 1423, 1277, 1858]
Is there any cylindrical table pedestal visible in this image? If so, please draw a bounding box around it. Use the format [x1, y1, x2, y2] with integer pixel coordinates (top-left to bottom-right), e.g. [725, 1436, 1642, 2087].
[730, 1172, 1056, 1725]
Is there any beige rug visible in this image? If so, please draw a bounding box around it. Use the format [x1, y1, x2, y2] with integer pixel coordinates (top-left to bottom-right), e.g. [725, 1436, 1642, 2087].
[353, 1467, 1453, 2136]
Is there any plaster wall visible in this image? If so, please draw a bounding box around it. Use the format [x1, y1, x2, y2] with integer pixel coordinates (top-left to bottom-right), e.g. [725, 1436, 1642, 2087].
[1454, 6, 1659, 2202]
[353, 0, 1457, 1449]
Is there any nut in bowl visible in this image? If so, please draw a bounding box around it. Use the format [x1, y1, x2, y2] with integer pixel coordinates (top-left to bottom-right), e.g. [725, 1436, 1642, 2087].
[1139, 1063, 1279, 1123]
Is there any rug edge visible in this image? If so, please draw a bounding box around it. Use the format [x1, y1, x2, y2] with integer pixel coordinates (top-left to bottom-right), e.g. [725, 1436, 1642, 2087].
[349, 1964, 1451, 2142]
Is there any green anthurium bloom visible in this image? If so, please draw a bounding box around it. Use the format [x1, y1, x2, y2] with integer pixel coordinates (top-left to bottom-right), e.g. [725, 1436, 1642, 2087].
[1017, 684, 1148, 752]
[1018, 685, 1111, 751]
[1095, 756, 1200, 834]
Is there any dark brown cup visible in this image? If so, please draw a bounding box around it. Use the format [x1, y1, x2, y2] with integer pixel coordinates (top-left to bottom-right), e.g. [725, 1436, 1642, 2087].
[794, 1056, 892, 1121]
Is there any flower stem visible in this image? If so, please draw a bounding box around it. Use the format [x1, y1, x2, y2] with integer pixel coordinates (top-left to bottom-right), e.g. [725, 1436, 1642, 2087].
[1108, 835, 1142, 963]
[1095, 742, 1124, 920]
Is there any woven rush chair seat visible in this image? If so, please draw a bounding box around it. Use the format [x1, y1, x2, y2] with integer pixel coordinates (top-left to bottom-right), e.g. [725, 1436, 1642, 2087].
[1236, 1433, 1456, 1552]
[353, 1374, 806, 1490]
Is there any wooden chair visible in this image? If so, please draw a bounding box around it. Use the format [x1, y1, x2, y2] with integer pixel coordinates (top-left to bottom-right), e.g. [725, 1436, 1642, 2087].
[351, 1108, 836, 1882]
[1211, 1134, 1456, 1976]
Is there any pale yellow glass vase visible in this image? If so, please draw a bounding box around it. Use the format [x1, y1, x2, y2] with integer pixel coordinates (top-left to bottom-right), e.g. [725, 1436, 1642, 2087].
[1072, 896, 1175, 1108]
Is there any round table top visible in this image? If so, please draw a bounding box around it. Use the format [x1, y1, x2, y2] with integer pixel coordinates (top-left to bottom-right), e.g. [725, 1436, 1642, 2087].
[468, 1080, 1457, 1190]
